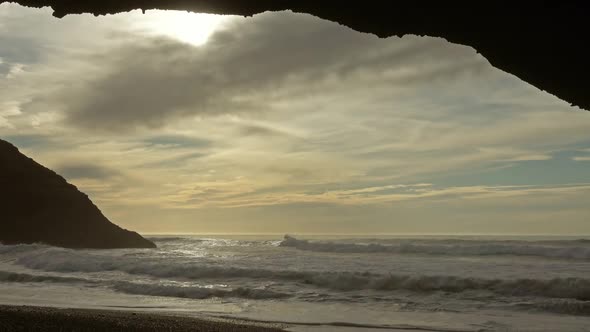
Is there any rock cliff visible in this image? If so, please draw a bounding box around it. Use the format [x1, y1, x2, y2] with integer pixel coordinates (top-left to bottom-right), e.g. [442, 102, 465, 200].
[0, 139, 156, 249]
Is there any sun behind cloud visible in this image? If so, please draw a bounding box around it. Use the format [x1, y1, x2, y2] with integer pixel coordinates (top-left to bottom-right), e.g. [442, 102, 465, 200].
[132, 10, 228, 46]
[1, 4, 589, 234]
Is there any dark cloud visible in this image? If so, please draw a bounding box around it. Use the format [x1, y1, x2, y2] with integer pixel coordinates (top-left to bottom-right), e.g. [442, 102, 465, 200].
[2, 134, 60, 149]
[0, 63, 10, 77]
[56, 163, 120, 180]
[49, 11, 483, 132]
[142, 135, 211, 148]
[58, 12, 379, 130]
[137, 151, 207, 169]
[0, 36, 46, 64]
[0, 36, 47, 77]
[238, 124, 292, 137]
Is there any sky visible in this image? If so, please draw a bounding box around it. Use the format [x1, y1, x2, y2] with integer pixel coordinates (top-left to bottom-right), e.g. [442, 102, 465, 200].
[1, 3, 589, 235]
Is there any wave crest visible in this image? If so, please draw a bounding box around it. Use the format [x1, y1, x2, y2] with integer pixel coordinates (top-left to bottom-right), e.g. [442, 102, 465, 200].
[0, 270, 90, 284]
[12, 249, 590, 301]
[517, 299, 590, 316]
[147, 237, 190, 242]
[113, 282, 289, 300]
[0, 243, 50, 255]
[279, 235, 590, 260]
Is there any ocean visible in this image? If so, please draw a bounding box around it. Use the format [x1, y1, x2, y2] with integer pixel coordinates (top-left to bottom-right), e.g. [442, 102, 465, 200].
[1, 234, 590, 331]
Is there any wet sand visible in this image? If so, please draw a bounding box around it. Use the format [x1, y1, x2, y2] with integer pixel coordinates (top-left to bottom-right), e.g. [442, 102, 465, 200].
[0, 305, 286, 331]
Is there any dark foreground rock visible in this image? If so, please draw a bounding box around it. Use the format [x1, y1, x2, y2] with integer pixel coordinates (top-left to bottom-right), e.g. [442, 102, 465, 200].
[0, 139, 155, 249]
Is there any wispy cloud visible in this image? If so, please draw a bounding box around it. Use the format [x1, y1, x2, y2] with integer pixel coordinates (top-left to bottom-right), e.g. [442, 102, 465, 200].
[1, 4, 589, 233]
[56, 162, 121, 180]
[158, 182, 590, 209]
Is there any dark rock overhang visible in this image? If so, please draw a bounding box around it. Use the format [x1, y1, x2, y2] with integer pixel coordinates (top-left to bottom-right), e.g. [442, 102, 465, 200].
[3, 1, 589, 111]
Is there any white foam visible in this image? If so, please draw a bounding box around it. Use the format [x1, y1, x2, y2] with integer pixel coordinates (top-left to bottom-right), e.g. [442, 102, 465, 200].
[0, 270, 91, 284]
[516, 299, 590, 316]
[147, 237, 191, 242]
[12, 247, 590, 301]
[280, 235, 590, 260]
[113, 282, 289, 300]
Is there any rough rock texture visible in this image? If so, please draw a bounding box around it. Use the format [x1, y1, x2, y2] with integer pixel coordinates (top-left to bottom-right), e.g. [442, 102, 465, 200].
[2, 1, 589, 111]
[0, 139, 156, 249]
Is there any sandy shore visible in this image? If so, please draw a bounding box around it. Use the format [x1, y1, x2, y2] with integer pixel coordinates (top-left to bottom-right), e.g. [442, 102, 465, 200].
[0, 305, 286, 331]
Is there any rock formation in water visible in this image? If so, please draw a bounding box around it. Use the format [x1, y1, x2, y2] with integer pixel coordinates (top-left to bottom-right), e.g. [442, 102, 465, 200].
[0, 139, 156, 248]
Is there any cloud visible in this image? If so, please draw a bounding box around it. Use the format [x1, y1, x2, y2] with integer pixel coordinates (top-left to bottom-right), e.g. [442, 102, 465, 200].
[37, 11, 487, 132]
[142, 135, 211, 149]
[161, 181, 590, 209]
[2, 5, 590, 234]
[0, 36, 46, 70]
[56, 163, 120, 180]
[0, 116, 12, 128]
[503, 154, 552, 161]
[137, 151, 208, 169]
[1, 134, 58, 148]
[238, 124, 293, 137]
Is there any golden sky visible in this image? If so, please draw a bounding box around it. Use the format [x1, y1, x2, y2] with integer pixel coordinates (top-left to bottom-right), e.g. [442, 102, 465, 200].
[1, 4, 589, 234]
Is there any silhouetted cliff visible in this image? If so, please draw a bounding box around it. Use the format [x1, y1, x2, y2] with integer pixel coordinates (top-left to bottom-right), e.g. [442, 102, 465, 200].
[0, 139, 156, 249]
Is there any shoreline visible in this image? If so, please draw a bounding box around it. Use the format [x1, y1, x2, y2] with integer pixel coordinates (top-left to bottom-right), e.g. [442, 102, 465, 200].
[0, 305, 286, 331]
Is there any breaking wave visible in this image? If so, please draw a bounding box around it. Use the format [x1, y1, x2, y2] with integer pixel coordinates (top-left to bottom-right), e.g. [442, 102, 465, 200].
[113, 282, 289, 300]
[147, 237, 190, 242]
[279, 235, 590, 260]
[0, 270, 90, 284]
[0, 269, 286, 300]
[0, 243, 49, 255]
[12, 248, 590, 301]
[516, 299, 590, 316]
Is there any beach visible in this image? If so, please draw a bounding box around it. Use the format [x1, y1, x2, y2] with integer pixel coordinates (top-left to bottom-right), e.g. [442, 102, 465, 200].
[0, 305, 285, 332]
[2, 235, 590, 331]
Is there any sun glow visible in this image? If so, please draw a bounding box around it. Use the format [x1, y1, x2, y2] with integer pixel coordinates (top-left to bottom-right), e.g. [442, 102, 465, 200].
[135, 10, 228, 46]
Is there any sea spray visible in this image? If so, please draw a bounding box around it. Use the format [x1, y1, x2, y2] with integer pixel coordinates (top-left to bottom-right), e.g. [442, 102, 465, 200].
[11, 245, 590, 300]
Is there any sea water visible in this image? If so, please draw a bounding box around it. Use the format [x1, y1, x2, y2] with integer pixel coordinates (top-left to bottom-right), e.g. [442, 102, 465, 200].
[1, 234, 590, 331]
